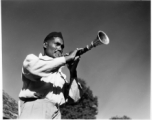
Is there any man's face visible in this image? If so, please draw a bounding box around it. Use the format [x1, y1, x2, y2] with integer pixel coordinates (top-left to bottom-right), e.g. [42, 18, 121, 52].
[44, 37, 64, 58]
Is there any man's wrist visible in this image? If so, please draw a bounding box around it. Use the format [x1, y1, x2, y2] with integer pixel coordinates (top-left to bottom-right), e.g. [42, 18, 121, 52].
[65, 55, 73, 63]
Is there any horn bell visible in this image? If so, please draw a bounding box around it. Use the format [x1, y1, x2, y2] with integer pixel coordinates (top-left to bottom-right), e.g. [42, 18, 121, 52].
[97, 31, 110, 45]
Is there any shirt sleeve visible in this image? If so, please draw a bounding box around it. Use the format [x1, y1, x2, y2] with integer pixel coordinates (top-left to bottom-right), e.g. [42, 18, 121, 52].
[68, 77, 83, 102]
[22, 54, 66, 80]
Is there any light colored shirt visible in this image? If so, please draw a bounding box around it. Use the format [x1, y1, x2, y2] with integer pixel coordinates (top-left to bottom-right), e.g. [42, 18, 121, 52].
[19, 53, 82, 105]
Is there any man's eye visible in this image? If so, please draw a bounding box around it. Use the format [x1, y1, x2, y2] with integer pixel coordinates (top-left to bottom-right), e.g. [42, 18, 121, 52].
[55, 43, 64, 49]
[55, 43, 59, 46]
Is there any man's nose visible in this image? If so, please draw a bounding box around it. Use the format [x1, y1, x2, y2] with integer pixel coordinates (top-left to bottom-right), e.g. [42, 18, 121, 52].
[57, 46, 63, 52]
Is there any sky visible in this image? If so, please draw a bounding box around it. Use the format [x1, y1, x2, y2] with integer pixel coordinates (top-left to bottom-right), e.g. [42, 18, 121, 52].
[2, 0, 150, 119]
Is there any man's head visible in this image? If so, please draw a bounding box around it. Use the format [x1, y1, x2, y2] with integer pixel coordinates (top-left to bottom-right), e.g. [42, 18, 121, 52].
[43, 32, 64, 58]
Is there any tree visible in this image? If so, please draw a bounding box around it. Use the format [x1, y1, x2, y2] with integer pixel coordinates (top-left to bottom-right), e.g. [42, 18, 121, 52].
[110, 115, 131, 120]
[60, 78, 98, 119]
[3, 90, 18, 119]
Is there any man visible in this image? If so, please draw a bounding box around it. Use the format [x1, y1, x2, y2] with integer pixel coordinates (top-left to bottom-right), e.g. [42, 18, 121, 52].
[18, 32, 82, 119]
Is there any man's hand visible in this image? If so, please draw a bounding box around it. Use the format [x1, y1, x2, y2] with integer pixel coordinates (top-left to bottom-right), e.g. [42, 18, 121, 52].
[65, 48, 82, 77]
[67, 55, 80, 73]
[65, 48, 82, 63]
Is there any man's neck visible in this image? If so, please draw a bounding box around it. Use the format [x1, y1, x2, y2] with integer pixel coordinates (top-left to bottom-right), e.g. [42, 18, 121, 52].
[43, 52, 55, 58]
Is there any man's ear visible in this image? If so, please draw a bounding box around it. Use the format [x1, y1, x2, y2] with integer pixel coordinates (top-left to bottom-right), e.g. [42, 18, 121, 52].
[43, 42, 47, 48]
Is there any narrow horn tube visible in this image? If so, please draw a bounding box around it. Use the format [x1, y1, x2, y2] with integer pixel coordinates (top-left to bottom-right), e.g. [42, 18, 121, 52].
[64, 31, 110, 56]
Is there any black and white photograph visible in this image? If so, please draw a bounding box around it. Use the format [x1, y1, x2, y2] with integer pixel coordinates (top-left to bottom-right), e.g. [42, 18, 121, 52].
[2, 0, 150, 119]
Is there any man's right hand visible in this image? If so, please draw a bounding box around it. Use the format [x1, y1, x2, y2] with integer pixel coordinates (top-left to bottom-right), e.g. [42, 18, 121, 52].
[64, 48, 81, 63]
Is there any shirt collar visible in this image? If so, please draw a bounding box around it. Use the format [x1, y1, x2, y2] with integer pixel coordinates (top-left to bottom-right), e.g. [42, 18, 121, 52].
[39, 53, 53, 60]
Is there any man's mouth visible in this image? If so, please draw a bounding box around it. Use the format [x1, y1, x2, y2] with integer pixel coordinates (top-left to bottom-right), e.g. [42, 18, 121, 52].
[54, 51, 62, 57]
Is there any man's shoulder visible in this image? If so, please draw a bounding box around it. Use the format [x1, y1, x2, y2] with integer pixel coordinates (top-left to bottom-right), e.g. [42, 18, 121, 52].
[23, 54, 39, 68]
[24, 54, 39, 62]
[26, 54, 37, 59]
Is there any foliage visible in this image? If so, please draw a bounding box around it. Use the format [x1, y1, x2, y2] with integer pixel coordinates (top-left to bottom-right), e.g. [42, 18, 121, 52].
[3, 78, 98, 119]
[110, 115, 131, 120]
[3, 90, 18, 119]
[60, 78, 98, 119]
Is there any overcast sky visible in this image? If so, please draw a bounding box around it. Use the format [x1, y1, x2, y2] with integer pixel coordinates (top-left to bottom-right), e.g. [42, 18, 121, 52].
[2, 0, 150, 119]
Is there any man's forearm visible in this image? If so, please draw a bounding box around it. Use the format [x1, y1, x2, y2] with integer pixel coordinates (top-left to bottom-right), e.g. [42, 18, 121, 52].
[68, 70, 78, 87]
[70, 70, 77, 79]
[23, 54, 66, 78]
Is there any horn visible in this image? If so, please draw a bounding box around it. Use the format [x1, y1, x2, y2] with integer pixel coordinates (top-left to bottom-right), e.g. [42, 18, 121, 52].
[95, 31, 110, 45]
[76, 31, 110, 56]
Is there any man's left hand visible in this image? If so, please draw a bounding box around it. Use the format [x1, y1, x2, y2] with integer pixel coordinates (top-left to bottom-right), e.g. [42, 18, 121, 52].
[67, 48, 82, 76]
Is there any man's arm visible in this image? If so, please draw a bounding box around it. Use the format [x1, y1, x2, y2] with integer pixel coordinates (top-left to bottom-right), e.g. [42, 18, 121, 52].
[67, 55, 83, 102]
[23, 50, 79, 81]
[23, 54, 67, 78]
[68, 72, 83, 102]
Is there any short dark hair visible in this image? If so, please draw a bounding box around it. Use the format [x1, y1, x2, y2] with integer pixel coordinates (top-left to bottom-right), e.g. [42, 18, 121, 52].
[44, 32, 63, 43]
